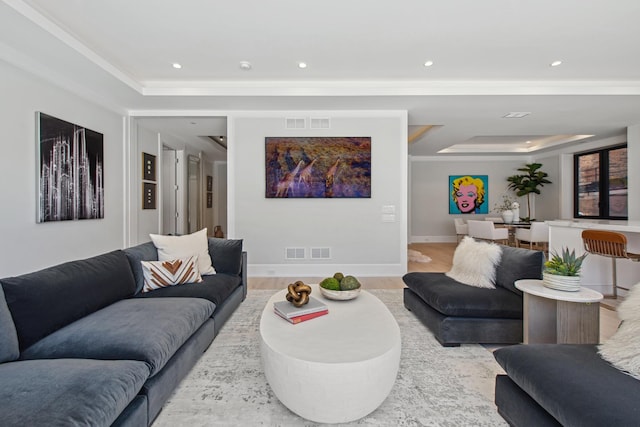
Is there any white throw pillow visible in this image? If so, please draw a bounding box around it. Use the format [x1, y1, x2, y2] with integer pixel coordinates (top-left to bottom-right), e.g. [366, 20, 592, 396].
[141, 256, 203, 292]
[445, 236, 502, 289]
[150, 228, 215, 275]
[598, 283, 640, 379]
[616, 281, 640, 322]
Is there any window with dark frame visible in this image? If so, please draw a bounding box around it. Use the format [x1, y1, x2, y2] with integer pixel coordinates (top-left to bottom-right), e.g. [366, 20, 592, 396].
[574, 144, 627, 219]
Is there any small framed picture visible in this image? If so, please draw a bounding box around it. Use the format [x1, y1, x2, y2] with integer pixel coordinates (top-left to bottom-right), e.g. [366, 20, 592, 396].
[207, 192, 213, 208]
[143, 182, 156, 209]
[143, 152, 156, 182]
[207, 175, 213, 192]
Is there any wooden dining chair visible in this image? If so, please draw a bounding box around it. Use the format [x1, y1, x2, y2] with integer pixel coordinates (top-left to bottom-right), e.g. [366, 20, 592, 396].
[582, 230, 640, 298]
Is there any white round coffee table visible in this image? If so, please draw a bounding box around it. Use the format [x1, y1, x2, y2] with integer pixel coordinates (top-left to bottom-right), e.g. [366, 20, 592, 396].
[259, 284, 401, 423]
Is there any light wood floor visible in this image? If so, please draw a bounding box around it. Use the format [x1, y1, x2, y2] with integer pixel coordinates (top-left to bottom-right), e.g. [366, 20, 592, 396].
[249, 242, 620, 341]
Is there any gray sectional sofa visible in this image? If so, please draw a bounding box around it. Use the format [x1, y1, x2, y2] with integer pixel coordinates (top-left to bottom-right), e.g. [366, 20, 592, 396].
[494, 344, 640, 426]
[0, 237, 246, 427]
[403, 245, 544, 346]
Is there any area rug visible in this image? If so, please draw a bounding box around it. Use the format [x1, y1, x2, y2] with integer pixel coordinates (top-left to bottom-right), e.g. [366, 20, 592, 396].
[408, 249, 432, 263]
[152, 290, 507, 426]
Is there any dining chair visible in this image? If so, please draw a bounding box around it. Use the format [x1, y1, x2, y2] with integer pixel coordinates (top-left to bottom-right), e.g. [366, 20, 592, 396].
[515, 222, 549, 251]
[453, 218, 468, 242]
[582, 230, 640, 298]
[467, 220, 509, 244]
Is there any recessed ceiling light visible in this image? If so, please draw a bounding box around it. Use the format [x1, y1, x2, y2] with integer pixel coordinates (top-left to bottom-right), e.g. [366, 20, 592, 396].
[298, 62, 307, 69]
[550, 60, 562, 67]
[172, 63, 182, 69]
[239, 61, 252, 70]
[424, 60, 434, 67]
[503, 112, 531, 118]
[526, 140, 531, 144]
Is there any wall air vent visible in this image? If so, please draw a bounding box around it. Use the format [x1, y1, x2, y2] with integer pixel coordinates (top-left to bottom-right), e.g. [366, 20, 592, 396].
[310, 117, 330, 129]
[310, 247, 331, 259]
[285, 118, 306, 129]
[285, 247, 306, 260]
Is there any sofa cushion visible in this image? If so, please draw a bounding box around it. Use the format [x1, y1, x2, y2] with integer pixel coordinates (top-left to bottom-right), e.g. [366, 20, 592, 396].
[135, 273, 241, 307]
[124, 241, 158, 294]
[0, 286, 19, 362]
[141, 256, 203, 292]
[1, 250, 137, 351]
[494, 344, 640, 427]
[151, 228, 215, 275]
[445, 236, 502, 289]
[208, 238, 243, 275]
[494, 245, 544, 295]
[0, 358, 150, 427]
[20, 297, 215, 377]
[403, 272, 522, 318]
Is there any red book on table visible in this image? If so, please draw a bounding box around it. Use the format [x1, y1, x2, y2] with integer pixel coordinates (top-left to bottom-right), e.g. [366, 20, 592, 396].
[275, 309, 328, 324]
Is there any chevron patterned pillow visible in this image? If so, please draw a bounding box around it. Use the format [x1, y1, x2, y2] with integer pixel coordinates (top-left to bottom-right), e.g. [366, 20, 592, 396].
[141, 256, 203, 292]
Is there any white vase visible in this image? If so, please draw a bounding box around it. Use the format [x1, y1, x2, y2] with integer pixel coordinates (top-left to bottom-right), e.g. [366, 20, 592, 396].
[511, 207, 520, 222]
[501, 210, 514, 224]
[542, 272, 581, 292]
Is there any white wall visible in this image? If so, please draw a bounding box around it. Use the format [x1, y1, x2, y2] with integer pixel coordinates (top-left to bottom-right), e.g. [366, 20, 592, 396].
[203, 159, 214, 233]
[213, 161, 228, 235]
[409, 156, 529, 242]
[628, 124, 640, 221]
[530, 154, 560, 221]
[229, 111, 408, 277]
[135, 125, 161, 243]
[0, 60, 126, 276]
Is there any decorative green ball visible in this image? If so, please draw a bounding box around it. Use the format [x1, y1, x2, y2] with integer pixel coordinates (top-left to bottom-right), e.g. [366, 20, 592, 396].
[340, 275, 360, 291]
[333, 272, 345, 281]
[320, 277, 341, 291]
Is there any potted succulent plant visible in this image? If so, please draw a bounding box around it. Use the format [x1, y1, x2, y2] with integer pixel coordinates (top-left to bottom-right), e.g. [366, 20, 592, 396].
[542, 248, 588, 292]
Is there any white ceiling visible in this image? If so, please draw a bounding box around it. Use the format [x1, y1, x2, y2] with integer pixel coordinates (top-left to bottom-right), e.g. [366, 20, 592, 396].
[2, 0, 640, 156]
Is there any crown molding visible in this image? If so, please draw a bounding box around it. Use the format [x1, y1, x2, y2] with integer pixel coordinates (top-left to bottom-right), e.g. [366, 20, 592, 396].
[139, 79, 640, 97]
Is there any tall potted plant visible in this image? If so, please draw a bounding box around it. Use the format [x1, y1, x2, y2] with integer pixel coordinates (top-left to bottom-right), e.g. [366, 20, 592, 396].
[506, 163, 551, 221]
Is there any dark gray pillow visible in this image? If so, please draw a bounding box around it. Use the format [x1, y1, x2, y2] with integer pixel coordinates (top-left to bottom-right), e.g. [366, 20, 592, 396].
[0, 286, 19, 362]
[123, 241, 158, 294]
[494, 246, 544, 295]
[1, 250, 136, 351]
[208, 238, 243, 275]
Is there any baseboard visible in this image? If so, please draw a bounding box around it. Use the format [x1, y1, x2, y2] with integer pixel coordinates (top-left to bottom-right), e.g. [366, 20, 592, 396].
[248, 263, 405, 277]
[410, 235, 457, 243]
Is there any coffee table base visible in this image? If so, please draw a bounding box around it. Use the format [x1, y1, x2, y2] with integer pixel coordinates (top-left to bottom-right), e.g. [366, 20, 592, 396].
[261, 340, 400, 423]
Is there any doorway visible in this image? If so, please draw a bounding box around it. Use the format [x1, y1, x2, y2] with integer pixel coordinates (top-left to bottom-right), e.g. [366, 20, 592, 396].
[187, 155, 202, 234]
[162, 147, 178, 235]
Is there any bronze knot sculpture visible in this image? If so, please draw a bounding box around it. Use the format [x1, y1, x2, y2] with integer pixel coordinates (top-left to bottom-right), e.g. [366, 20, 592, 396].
[286, 281, 312, 307]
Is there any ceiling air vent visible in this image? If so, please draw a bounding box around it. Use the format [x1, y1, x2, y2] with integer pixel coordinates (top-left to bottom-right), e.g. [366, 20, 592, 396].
[285, 118, 306, 129]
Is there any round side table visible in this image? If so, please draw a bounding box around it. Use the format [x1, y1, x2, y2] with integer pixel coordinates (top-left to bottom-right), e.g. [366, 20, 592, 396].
[515, 279, 603, 344]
